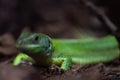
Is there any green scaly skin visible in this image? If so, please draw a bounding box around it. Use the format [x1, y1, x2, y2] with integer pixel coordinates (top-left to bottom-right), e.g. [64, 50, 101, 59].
[13, 32, 120, 71]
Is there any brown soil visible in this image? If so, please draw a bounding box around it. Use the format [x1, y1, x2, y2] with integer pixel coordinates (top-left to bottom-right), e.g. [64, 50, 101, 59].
[0, 60, 120, 80]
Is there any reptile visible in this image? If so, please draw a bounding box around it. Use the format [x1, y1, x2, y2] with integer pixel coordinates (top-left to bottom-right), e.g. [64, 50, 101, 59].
[13, 32, 120, 71]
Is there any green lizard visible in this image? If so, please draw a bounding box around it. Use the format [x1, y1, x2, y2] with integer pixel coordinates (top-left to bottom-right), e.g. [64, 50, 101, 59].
[13, 32, 120, 71]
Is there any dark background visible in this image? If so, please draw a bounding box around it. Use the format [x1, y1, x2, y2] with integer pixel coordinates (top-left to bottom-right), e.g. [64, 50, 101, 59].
[0, 0, 120, 38]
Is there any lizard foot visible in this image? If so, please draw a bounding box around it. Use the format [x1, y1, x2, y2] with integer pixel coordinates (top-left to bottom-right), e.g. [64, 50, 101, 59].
[20, 60, 33, 66]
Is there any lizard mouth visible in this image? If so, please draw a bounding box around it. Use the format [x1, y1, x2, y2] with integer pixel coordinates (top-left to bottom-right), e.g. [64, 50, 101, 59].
[16, 44, 41, 49]
[16, 44, 48, 54]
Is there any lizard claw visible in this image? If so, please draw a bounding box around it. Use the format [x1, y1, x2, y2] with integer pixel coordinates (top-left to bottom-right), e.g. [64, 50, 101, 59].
[48, 64, 64, 74]
[20, 60, 33, 66]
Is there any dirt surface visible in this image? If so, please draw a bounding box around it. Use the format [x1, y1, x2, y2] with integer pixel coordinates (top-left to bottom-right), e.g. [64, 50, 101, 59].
[0, 60, 120, 80]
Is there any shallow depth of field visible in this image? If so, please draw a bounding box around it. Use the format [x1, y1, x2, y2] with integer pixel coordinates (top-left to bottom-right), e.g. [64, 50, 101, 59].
[0, 0, 120, 80]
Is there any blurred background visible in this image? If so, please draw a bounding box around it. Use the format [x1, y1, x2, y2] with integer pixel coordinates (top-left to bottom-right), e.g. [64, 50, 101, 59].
[0, 0, 119, 54]
[0, 0, 120, 39]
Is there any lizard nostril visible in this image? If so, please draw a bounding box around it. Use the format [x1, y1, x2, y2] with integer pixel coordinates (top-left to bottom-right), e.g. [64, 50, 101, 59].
[17, 40, 23, 45]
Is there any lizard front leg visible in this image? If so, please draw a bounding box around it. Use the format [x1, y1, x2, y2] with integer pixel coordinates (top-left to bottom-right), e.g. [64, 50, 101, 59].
[52, 57, 72, 71]
[13, 53, 35, 66]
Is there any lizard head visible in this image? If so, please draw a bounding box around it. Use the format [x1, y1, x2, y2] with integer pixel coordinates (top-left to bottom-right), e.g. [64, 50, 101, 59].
[16, 32, 53, 56]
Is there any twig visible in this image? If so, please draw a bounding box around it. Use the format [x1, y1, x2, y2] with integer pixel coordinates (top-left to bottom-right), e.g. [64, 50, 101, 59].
[80, 0, 120, 42]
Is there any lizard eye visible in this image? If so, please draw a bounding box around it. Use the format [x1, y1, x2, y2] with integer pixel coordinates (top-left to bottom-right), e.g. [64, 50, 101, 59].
[35, 36, 39, 41]
[33, 36, 40, 43]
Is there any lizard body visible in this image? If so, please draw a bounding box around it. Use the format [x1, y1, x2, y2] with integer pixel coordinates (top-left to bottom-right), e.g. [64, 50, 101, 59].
[13, 32, 119, 71]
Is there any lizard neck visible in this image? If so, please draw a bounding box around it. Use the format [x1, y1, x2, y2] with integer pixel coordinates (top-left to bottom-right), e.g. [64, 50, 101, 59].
[28, 52, 52, 67]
